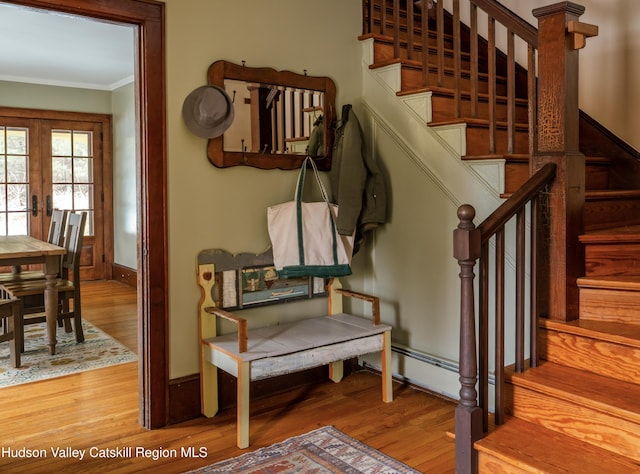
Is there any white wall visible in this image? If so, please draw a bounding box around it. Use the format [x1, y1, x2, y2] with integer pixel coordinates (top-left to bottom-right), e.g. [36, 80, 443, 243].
[500, 0, 640, 150]
[111, 82, 137, 269]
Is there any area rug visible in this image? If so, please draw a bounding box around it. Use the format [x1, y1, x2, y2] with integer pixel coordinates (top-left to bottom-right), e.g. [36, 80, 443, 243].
[0, 320, 137, 387]
[187, 426, 420, 474]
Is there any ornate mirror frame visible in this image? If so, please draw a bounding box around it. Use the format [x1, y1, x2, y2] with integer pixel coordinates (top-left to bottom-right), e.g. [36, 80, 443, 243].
[207, 60, 336, 171]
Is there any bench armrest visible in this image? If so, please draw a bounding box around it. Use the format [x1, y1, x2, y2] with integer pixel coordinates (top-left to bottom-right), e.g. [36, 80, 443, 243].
[204, 307, 248, 353]
[335, 289, 380, 325]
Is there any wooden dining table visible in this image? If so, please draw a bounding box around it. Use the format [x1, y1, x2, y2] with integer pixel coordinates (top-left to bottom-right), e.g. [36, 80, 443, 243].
[0, 235, 66, 355]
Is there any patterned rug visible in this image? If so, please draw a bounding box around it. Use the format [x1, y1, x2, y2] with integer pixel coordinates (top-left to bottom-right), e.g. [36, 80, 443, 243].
[0, 320, 137, 387]
[187, 426, 420, 473]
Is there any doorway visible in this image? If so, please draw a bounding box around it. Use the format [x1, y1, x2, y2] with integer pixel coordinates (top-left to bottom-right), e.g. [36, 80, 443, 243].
[4, 0, 168, 430]
[0, 110, 110, 281]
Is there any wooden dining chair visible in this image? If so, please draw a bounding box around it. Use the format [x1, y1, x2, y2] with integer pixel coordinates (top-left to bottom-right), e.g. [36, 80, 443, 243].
[0, 296, 21, 367]
[0, 209, 68, 284]
[2, 211, 87, 348]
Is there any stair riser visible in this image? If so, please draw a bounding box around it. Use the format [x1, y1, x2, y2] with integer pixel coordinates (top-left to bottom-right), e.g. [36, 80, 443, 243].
[464, 126, 529, 156]
[401, 66, 510, 97]
[506, 384, 640, 462]
[539, 328, 640, 385]
[478, 453, 529, 473]
[580, 287, 640, 323]
[431, 95, 529, 124]
[585, 198, 640, 231]
[504, 162, 610, 195]
[584, 243, 640, 277]
[373, 41, 465, 68]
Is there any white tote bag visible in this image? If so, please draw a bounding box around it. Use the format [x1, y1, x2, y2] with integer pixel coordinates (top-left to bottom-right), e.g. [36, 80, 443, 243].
[267, 157, 354, 278]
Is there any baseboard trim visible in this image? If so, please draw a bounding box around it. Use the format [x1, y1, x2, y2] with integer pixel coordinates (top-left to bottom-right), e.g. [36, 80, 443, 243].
[112, 263, 136, 288]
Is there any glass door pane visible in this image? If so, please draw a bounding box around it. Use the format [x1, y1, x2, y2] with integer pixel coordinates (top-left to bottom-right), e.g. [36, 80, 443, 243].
[0, 126, 30, 235]
[51, 129, 95, 236]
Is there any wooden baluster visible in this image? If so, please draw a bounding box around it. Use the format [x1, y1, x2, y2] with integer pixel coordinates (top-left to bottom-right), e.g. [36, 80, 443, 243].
[495, 228, 505, 426]
[469, 2, 478, 118]
[479, 241, 489, 432]
[380, 0, 386, 35]
[515, 209, 526, 373]
[530, 195, 540, 368]
[487, 15, 496, 154]
[452, 0, 461, 118]
[421, 0, 429, 87]
[454, 204, 482, 474]
[407, 0, 414, 60]
[527, 44, 538, 163]
[393, 0, 400, 58]
[507, 29, 515, 154]
[436, 0, 444, 86]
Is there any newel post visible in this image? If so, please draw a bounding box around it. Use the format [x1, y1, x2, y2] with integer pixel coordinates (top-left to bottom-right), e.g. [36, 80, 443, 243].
[454, 204, 482, 474]
[531, 2, 597, 321]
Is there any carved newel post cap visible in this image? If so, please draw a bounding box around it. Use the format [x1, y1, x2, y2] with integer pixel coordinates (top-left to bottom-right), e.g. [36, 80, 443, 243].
[457, 205, 476, 228]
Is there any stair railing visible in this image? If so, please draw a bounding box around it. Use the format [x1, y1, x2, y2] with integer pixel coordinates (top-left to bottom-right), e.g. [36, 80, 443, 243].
[453, 162, 556, 473]
[362, 0, 538, 157]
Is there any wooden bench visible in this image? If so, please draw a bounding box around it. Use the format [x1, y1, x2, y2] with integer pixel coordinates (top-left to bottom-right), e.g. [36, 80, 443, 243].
[197, 248, 393, 448]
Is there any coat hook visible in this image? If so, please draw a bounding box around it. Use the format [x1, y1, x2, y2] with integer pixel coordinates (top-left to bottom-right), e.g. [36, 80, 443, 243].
[242, 60, 246, 67]
[303, 69, 307, 76]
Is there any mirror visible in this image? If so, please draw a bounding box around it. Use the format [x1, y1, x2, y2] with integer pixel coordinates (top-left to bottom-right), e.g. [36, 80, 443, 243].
[207, 60, 336, 170]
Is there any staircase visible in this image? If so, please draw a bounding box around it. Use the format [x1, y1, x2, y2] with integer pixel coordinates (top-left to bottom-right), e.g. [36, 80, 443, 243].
[362, 1, 640, 472]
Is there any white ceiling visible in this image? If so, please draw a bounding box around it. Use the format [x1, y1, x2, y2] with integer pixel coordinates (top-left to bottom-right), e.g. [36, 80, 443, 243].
[0, 2, 135, 91]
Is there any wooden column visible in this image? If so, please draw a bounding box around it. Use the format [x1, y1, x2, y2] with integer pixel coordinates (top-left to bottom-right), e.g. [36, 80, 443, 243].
[531, 2, 589, 321]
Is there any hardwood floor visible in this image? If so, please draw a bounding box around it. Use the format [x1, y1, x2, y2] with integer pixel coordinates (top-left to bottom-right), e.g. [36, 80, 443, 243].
[1, 281, 457, 473]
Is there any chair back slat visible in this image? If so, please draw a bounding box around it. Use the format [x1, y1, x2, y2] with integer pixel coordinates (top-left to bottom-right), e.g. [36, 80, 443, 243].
[61, 212, 87, 280]
[47, 209, 68, 247]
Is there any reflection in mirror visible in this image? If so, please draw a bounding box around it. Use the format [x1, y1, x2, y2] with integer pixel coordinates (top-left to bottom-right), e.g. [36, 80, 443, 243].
[207, 60, 336, 170]
[223, 79, 325, 157]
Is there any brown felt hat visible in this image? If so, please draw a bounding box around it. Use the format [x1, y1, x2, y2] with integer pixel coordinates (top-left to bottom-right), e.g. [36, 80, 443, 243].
[182, 85, 234, 139]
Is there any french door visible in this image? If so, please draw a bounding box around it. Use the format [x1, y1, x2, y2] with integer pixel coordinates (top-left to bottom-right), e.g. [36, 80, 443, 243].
[0, 109, 111, 280]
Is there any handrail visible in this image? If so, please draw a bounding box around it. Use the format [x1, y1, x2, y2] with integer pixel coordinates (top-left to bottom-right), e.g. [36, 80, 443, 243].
[470, 0, 538, 47]
[454, 162, 556, 473]
[478, 162, 555, 239]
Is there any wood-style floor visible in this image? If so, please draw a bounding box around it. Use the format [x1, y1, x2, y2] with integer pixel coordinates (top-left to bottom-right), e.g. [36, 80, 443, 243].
[1, 281, 457, 473]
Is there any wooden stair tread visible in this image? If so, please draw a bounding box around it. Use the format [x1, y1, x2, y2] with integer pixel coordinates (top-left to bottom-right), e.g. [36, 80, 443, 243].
[397, 86, 529, 106]
[578, 275, 640, 290]
[507, 361, 640, 423]
[428, 117, 529, 130]
[580, 225, 640, 243]
[541, 318, 640, 348]
[476, 418, 640, 473]
[368, 56, 514, 85]
[586, 189, 640, 200]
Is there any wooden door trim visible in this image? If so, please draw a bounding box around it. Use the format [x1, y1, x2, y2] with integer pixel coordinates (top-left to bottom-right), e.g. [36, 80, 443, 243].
[4, 0, 168, 429]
